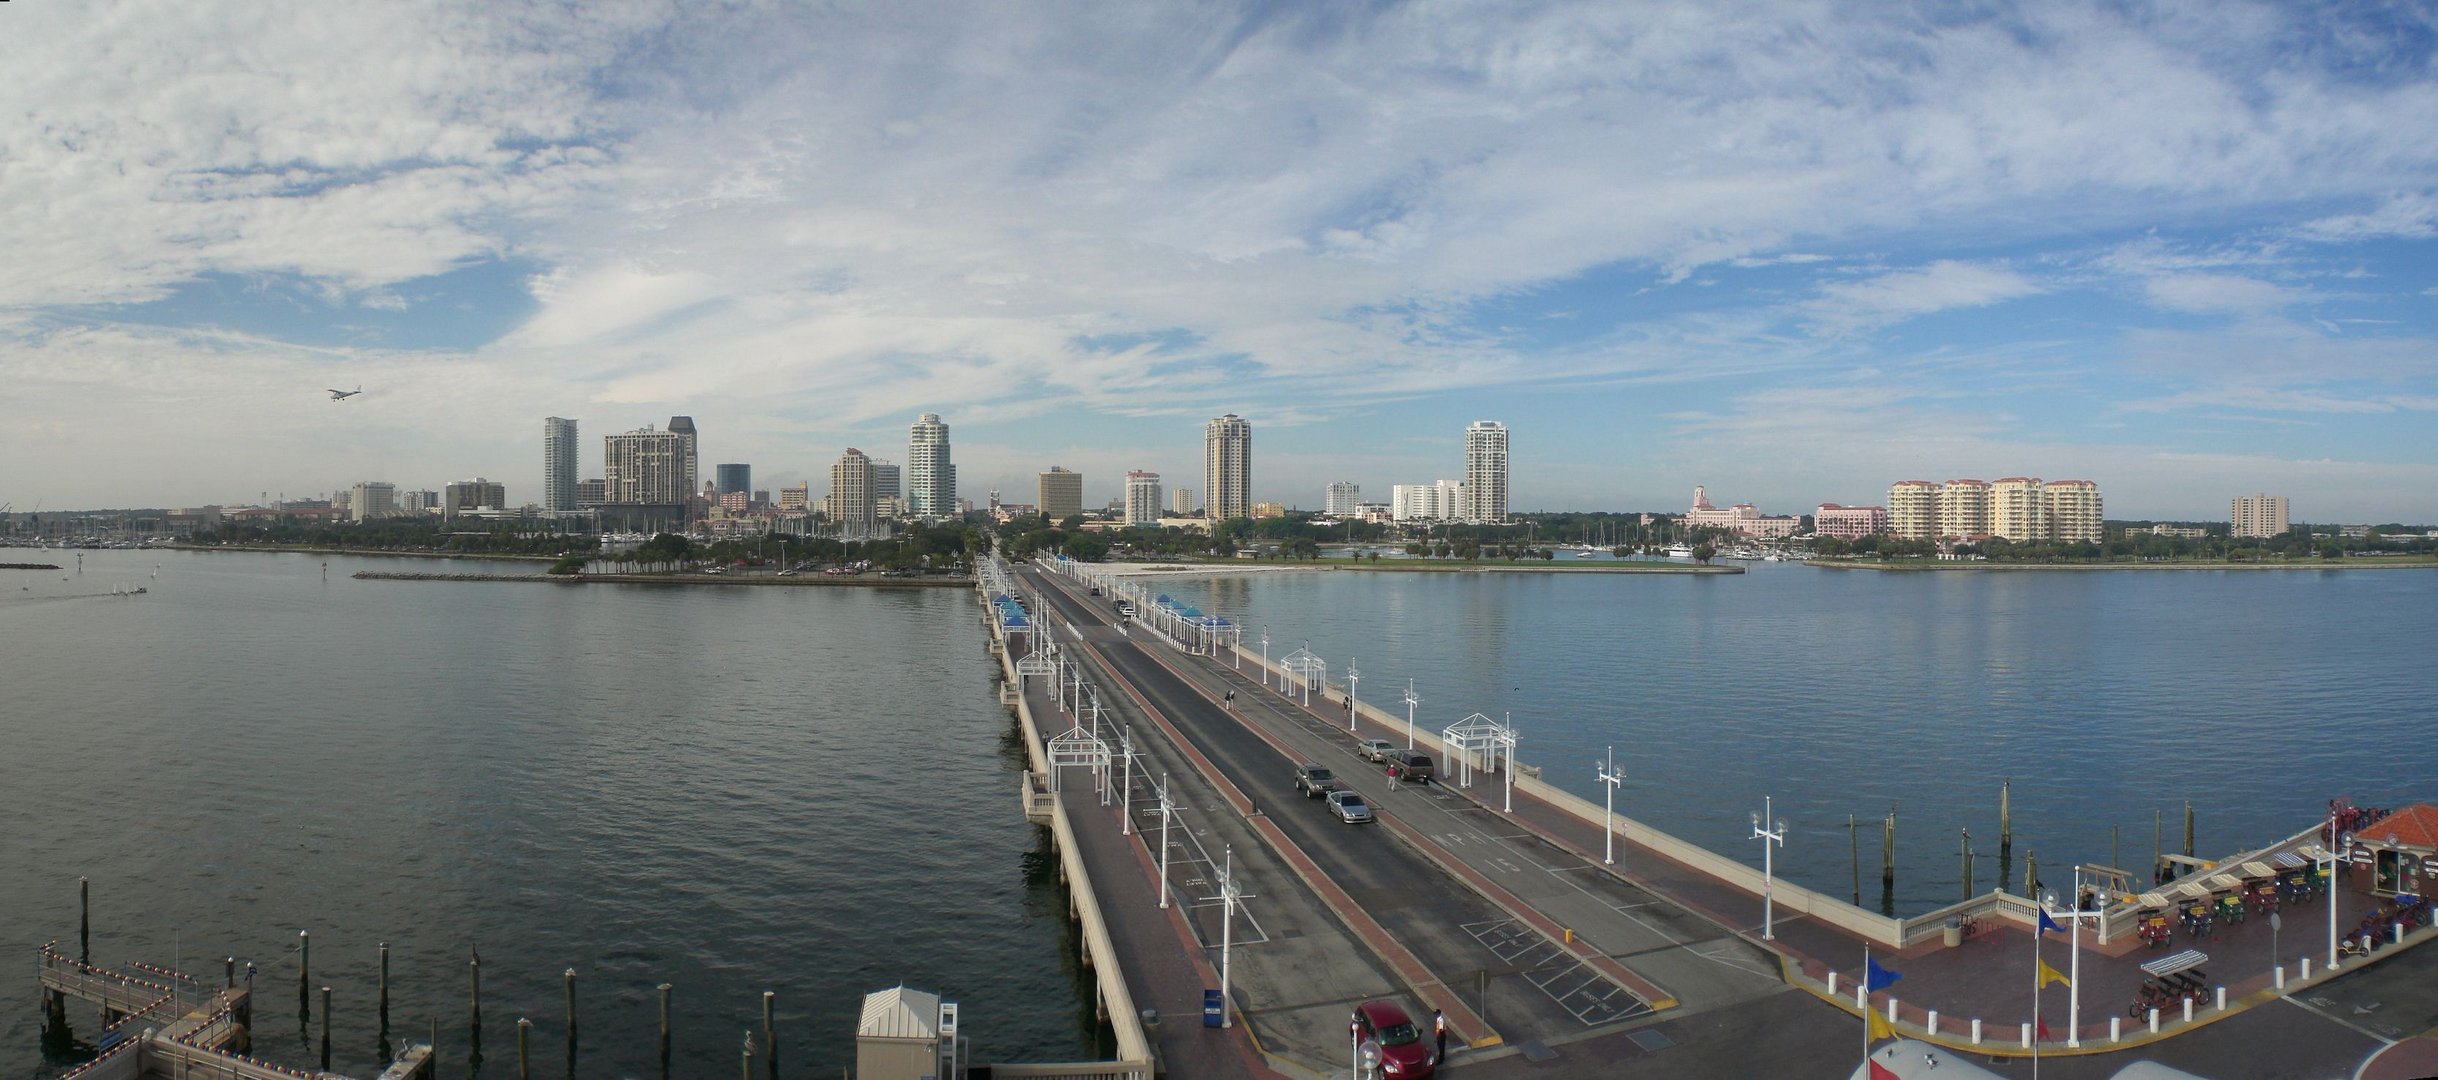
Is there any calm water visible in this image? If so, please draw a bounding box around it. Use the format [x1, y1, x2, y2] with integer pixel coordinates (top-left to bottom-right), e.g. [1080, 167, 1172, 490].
[0, 550, 1095, 1078]
[1157, 564, 2438, 912]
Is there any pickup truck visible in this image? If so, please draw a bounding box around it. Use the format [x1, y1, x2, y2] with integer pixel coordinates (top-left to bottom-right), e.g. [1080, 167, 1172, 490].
[1294, 763, 1343, 798]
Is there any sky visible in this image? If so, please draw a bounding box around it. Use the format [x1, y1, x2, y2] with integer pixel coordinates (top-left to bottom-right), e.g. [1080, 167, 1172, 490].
[5, 1, 2437, 523]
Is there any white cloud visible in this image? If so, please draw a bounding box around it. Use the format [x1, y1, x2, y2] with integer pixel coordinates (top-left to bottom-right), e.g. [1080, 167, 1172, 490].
[2296, 193, 2438, 242]
[1803, 261, 2044, 334]
[2143, 274, 2299, 315]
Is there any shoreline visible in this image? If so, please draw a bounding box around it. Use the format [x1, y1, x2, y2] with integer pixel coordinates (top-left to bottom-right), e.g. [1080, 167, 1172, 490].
[1814, 559, 2438, 572]
[164, 543, 558, 562]
[354, 570, 968, 587]
[1107, 559, 1740, 576]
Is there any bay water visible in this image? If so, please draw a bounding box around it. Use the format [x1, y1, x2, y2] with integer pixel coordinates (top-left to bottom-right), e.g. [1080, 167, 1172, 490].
[1154, 562, 2438, 913]
[0, 549, 1097, 1078]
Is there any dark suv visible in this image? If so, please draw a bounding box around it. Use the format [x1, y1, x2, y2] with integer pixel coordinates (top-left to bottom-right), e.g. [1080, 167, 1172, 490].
[1385, 749, 1434, 784]
[1294, 763, 1342, 798]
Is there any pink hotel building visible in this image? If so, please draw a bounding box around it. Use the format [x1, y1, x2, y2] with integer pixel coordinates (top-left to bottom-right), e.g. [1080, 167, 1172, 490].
[1813, 503, 1890, 539]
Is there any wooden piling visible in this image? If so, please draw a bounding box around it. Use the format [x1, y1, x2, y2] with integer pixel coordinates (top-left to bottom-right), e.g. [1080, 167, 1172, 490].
[226, 957, 236, 989]
[564, 967, 579, 1062]
[320, 986, 333, 1071]
[1960, 829, 1973, 900]
[1882, 805, 1897, 915]
[1849, 813, 1860, 905]
[517, 1018, 532, 1080]
[1999, 781, 2013, 891]
[2153, 809, 2163, 883]
[658, 983, 673, 1068]
[762, 990, 777, 1080]
[2026, 851, 2039, 900]
[2183, 800, 2195, 858]
[470, 951, 483, 1039]
[78, 878, 89, 966]
[300, 930, 311, 1003]
[379, 942, 391, 1024]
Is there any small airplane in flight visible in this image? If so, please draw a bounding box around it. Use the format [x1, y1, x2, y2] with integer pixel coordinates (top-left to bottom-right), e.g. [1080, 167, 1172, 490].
[327, 385, 364, 401]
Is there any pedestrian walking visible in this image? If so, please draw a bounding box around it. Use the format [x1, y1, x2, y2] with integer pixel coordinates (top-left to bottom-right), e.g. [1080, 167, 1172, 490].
[1432, 1008, 1446, 1060]
[1224, 689, 1235, 710]
[1387, 764, 1401, 791]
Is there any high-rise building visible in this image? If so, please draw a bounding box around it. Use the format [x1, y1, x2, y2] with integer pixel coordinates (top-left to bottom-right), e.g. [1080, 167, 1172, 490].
[778, 484, 809, 512]
[1204, 414, 1252, 522]
[1039, 466, 1084, 521]
[1937, 479, 1992, 538]
[542, 417, 579, 512]
[1887, 481, 1939, 540]
[443, 478, 506, 518]
[351, 482, 397, 523]
[575, 479, 606, 507]
[1888, 476, 2102, 543]
[715, 464, 751, 497]
[1124, 471, 1162, 526]
[1463, 420, 1509, 524]
[2232, 494, 2290, 539]
[2045, 480, 2103, 543]
[908, 413, 956, 520]
[603, 420, 699, 506]
[832, 448, 876, 528]
[1990, 477, 2050, 542]
[1324, 482, 1360, 517]
[1171, 487, 1196, 516]
[871, 460, 902, 502]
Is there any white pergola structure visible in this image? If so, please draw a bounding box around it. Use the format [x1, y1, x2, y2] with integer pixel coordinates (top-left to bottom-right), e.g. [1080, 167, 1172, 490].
[1045, 722, 1111, 797]
[1440, 713, 1511, 789]
[1278, 647, 1327, 707]
[1015, 641, 1058, 683]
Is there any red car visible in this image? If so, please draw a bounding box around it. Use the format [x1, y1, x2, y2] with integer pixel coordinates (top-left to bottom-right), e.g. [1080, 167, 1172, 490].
[1352, 1000, 1437, 1077]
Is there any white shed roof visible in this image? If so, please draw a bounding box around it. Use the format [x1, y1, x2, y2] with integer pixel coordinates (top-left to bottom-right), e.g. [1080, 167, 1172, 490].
[859, 985, 941, 1040]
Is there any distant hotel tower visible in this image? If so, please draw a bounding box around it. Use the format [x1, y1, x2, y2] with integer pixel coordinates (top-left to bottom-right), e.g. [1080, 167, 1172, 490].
[1171, 486, 1197, 517]
[908, 413, 957, 520]
[1039, 466, 1083, 521]
[543, 417, 579, 512]
[1204, 414, 1252, 522]
[2232, 493, 2290, 538]
[832, 448, 876, 528]
[1125, 471, 1163, 526]
[715, 463, 751, 497]
[604, 418, 700, 505]
[1464, 420, 1509, 523]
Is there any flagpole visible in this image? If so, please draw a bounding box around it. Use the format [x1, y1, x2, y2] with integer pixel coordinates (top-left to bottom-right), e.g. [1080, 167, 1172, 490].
[1862, 943, 1871, 1066]
[2032, 915, 2042, 1080]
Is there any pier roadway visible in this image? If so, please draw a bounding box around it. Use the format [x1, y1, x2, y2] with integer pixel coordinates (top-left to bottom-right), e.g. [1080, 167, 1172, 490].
[1018, 630, 1412, 1075]
[1021, 569, 1788, 1069]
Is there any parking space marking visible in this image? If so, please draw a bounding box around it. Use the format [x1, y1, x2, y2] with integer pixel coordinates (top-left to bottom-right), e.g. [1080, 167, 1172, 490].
[1459, 918, 1653, 1027]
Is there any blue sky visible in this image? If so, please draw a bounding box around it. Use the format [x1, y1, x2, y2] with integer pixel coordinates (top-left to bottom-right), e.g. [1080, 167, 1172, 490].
[4, 1, 2436, 521]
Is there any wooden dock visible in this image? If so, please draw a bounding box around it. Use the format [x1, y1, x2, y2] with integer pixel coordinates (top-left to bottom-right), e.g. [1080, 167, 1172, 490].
[38, 942, 433, 1080]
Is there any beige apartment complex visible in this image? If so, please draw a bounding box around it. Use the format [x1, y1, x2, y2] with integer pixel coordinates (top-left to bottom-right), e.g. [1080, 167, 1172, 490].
[831, 447, 875, 527]
[1888, 476, 2103, 543]
[2232, 494, 2290, 538]
[1204, 414, 1252, 522]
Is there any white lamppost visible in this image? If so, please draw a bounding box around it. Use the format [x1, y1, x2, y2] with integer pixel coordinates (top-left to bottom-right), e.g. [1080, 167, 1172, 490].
[1156, 775, 1176, 910]
[1213, 846, 1253, 1029]
[1120, 727, 1135, 835]
[1403, 681, 1420, 749]
[1347, 659, 1361, 733]
[1751, 797, 1786, 940]
[1597, 747, 1625, 865]
[2324, 806, 2341, 972]
[1260, 630, 1270, 690]
[1501, 721, 1517, 814]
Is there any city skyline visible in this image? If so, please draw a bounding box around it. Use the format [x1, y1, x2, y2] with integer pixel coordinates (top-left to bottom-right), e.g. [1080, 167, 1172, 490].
[6, 4, 2438, 520]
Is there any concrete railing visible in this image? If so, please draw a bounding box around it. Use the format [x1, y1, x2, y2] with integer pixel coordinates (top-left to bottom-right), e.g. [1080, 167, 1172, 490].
[977, 576, 1154, 1080]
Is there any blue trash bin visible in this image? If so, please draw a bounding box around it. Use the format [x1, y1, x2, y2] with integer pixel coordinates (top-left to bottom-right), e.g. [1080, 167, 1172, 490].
[1203, 989, 1224, 1028]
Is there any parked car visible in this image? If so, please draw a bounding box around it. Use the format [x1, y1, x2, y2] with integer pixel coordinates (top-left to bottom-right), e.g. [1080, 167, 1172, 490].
[1327, 790, 1374, 824]
[1351, 1000, 1436, 1077]
[1357, 739, 1394, 762]
[1117, 601, 1137, 618]
[1294, 763, 1342, 798]
[1385, 749, 1434, 784]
